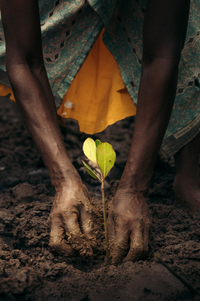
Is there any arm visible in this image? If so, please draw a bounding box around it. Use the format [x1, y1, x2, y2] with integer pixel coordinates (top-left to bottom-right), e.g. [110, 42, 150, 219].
[108, 0, 190, 264]
[1, 0, 67, 184]
[1, 0, 95, 257]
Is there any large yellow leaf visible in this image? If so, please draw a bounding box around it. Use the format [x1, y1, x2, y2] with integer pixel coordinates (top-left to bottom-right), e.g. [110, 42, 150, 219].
[83, 138, 97, 164]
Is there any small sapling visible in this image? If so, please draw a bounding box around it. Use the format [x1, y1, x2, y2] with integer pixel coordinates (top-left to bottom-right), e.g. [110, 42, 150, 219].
[82, 138, 116, 262]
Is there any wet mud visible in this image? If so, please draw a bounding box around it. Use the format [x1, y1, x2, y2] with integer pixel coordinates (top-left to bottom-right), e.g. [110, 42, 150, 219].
[0, 95, 200, 301]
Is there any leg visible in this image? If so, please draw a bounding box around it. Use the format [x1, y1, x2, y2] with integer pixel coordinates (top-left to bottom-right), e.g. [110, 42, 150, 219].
[1, 0, 95, 257]
[108, 0, 191, 264]
[174, 133, 200, 218]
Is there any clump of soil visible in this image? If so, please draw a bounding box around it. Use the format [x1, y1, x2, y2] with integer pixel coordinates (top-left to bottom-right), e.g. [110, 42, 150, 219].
[0, 95, 200, 301]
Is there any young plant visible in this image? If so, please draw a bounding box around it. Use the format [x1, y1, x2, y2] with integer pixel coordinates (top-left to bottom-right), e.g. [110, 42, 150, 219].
[82, 138, 116, 261]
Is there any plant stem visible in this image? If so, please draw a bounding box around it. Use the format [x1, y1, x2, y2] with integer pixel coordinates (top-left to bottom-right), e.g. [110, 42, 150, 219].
[154, 254, 199, 296]
[101, 181, 110, 262]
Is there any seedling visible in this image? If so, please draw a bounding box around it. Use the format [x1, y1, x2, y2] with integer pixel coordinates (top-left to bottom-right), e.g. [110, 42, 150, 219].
[82, 138, 116, 261]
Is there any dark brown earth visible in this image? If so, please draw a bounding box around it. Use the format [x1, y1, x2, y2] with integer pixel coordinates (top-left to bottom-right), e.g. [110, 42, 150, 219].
[0, 95, 200, 301]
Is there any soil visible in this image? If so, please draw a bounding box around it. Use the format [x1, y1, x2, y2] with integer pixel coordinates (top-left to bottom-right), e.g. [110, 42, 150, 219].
[0, 95, 200, 301]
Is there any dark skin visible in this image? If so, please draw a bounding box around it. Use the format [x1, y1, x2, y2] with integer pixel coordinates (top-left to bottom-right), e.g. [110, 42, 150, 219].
[1, 0, 198, 264]
[108, 0, 192, 264]
[174, 132, 200, 219]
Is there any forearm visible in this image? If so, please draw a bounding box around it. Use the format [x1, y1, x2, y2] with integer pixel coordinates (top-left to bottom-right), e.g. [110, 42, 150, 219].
[119, 0, 190, 192]
[120, 60, 178, 191]
[7, 63, 78, 189]
[1, 0, 80, 189]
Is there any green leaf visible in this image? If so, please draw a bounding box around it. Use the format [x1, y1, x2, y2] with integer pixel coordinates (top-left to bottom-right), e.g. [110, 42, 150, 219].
[82, 161, 101, 181]
[83, 138, 97, 164]
[95, 139, 101, 148]
[96, 142, 116, 179]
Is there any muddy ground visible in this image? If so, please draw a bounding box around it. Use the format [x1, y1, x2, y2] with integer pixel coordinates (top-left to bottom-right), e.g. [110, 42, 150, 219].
[0, 95, 200, 301]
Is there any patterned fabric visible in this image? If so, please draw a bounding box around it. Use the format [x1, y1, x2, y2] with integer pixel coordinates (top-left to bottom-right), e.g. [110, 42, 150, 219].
[0, 0, 199, 156]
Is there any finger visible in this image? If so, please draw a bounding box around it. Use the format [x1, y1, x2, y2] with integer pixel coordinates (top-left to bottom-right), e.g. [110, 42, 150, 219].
[108, 214, 115, 245]
[123, 222, 143, 263]
[62, 210, 93, 257]
[49, 215, 77, 257]
[80, 206, 97, 249]
[143, 222, 151, 255]
[107, 214, 115, 261]
[111, 220, 130, 265]
[80, 207, 94, 239]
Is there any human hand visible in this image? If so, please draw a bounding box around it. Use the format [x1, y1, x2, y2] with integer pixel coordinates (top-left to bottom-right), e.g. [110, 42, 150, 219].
[108, 188, 151, 265]
[49, 180, 96, 257]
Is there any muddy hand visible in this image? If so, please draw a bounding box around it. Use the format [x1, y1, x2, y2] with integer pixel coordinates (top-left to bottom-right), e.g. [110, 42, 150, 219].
[108, 188, 151, 265]
[49, 181, 96, 257]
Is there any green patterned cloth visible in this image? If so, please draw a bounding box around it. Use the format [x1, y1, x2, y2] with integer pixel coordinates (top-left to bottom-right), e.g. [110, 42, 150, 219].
[0, 0, 199, 156]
